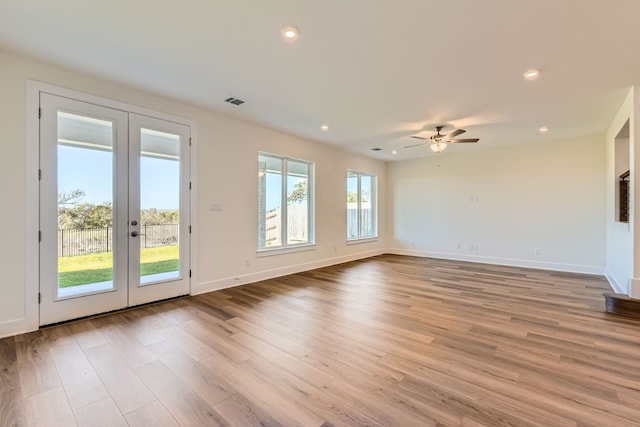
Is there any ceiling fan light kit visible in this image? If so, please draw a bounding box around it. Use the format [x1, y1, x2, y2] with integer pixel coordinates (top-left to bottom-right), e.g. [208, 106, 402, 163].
[430, 141, 448, 153]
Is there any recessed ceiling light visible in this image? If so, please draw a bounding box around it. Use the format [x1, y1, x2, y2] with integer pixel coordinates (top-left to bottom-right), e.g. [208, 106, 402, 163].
[523, 68, 540, 80]
[538, 126, 549, 133]
[391, 150, 397, 155]
[321, 124, 329, 131]
[281, 26, 299, 42]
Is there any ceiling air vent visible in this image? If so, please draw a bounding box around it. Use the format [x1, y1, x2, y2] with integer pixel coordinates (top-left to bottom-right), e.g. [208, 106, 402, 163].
[371, 148, 382, 151]
[224, 97, 245, 106]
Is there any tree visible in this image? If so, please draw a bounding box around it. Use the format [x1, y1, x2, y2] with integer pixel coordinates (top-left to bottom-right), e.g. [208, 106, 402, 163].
[58, 202, 113, 229]
[141, 208, 179, 225]
[347, 190, 368, 203]
[58, 189, 113, 229]
[287, 181, 307, 204]
[58, 189, 86, 206]
[57, 189, 178, 229]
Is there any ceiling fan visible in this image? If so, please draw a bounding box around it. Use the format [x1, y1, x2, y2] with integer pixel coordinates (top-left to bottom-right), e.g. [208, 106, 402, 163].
[405, 126, 479, 153]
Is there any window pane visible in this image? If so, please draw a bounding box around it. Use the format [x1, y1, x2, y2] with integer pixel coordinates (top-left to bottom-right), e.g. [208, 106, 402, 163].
[287, 160, 309, 245]
[361, 175, 374, 237]
[258, 155, 282, 248]
[347, 171, 358, 239]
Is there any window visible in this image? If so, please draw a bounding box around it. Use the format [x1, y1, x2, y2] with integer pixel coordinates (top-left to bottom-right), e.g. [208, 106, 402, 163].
[258, 153, 314, 250]
[347, 170, 377, 240]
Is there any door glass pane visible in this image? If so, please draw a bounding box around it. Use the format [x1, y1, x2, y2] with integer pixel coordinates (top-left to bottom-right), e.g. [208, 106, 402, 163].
[286, 160, 309, 245]
[258, 155, 283, 248]
[139, 128, 180, 284]
[347, 171, 358, 239]
[57, 112, 114, 298]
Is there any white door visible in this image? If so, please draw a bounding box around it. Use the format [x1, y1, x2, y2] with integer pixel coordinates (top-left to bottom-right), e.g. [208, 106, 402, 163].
[39, 93, 190, 325]
[128, 114, 190, 306]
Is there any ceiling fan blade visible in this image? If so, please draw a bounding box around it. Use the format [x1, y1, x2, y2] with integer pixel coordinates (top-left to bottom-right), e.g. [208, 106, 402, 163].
[404, 142, 426, 148]
[448, 138, 479, 143]
[409, 135, 427, 140]
[447, 129, 466, 138]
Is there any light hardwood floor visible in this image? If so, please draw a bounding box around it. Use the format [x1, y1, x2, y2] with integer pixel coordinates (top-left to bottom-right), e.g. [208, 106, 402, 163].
[1, 255, 639, 426]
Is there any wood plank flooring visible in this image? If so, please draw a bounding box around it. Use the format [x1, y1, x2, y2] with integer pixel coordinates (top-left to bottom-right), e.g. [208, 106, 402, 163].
[1, 255, 639, 426]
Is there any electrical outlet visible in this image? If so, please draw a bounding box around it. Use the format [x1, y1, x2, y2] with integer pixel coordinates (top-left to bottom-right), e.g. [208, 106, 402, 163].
[534, 248, 541, 256]
[245, 258, 251, 266]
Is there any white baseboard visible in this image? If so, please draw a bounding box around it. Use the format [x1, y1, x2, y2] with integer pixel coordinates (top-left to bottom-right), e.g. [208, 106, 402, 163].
[387, 248, 605, 276]
[193, 248, 386, 295]
[604, 270, 626, 294]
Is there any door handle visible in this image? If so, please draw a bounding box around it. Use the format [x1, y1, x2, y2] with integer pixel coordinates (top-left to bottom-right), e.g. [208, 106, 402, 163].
[131, 231, 139, 237]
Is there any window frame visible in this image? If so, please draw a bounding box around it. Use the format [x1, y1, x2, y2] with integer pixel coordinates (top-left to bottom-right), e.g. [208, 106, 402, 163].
[347, 170, 378, 242]
[258, 152, 315, 253]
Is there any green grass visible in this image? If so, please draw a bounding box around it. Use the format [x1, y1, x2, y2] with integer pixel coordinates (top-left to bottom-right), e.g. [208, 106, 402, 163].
[58, 246, 179, 288]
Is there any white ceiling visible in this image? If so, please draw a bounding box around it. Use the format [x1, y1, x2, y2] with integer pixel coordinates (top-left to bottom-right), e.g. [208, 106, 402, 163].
[1, 0, 639, 161]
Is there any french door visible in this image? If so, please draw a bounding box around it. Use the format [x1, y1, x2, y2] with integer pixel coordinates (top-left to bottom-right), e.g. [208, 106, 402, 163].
[39, 93, 190, 325]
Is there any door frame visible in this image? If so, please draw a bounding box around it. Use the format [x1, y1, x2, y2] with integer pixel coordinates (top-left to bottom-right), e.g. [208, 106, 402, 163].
[25, 80, 198, 329]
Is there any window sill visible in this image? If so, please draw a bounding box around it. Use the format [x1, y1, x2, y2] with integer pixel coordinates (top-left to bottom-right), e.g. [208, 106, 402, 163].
[257, 243, 317, 257]
[346, 237, 379, 245]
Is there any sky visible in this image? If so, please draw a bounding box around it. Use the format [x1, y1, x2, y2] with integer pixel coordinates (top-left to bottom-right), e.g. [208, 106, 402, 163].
[265, 172, 281, 211]
[58, 145, 179, 210]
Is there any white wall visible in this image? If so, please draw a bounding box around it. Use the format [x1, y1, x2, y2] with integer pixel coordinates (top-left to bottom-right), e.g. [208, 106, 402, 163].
[193, 110, 387, 292]
[606, 89, 633, 294]
[387, 135, 606, 273]
[0, 52, 31, 332]
[0, 50, 387, 337]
